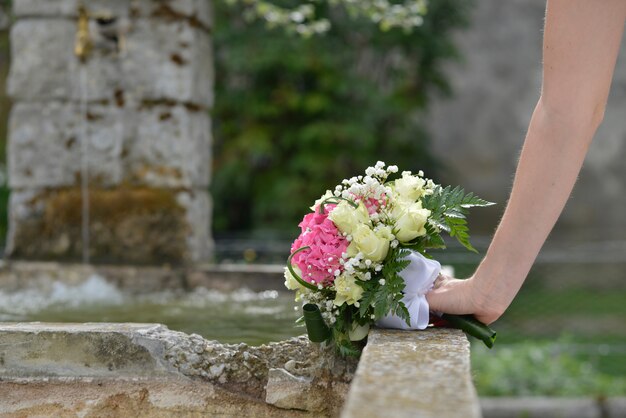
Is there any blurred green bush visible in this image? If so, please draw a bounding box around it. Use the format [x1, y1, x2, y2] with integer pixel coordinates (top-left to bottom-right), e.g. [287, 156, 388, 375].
[472, 336, 626, 396]
[211, 1, 470, 234]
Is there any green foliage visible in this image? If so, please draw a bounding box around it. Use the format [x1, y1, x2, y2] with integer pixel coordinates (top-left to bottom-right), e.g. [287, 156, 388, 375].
[358, 247, 410, 324]
[422, 185, 494, 252]
[332, 308, 363, 357]
[225, 0, 428, 35]
[472, 337, 626, 396]
[211, 1, 471, 234]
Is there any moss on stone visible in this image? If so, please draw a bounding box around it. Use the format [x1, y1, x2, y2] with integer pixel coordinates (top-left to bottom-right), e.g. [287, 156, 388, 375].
[9, 187, 191, 265]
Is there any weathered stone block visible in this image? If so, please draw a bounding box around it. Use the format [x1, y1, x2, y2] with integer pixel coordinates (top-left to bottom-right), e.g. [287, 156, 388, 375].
[128, 105, 211, 188]
[6, 187, 210, 264]
[135, 0, 213, 30]
[342, 328, 481, 418]
[9, 19, 128, 102]
[8, 20, 77, 100]
[8, 19, 213, 107]
[122, 19, 213, 107]
[13, 0, 79, 17]
[0, 323, 354, 417]
[14, 0, 212, 29]
[0, 323, 174, 377]
[8, 102, 124, 188]
[266, 368, 324, 411]
[9, 102, 211, 189]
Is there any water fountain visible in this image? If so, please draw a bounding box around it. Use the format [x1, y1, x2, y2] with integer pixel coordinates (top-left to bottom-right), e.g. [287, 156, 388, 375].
[0, 1, 481, 416]
[6, 0, 213, 265]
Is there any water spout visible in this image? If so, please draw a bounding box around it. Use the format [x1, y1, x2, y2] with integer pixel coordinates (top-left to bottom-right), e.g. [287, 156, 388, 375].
[75, 2, 91, 264]
[74, 4, 92, 62]
[79, 66, 90, 265]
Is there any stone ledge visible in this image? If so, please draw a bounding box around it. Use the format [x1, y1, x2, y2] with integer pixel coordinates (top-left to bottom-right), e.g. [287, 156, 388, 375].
[481, 397, 626, 418]
[341, 328, 481, 418]
[0, 379, 315, 417]
[0, 323, 356, 417]
[0, 323, 182, 378]
[0, 261, 285, 293]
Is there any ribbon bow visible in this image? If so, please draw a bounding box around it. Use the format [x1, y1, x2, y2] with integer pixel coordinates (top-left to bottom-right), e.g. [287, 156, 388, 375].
[376, 251, 440, 330]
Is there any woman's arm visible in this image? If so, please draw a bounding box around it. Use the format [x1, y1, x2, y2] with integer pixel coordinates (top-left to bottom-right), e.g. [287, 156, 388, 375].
[427, 0, 626, 324]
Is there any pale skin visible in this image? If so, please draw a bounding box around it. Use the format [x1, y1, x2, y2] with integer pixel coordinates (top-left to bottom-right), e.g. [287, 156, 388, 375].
[426, 0, 626, 325]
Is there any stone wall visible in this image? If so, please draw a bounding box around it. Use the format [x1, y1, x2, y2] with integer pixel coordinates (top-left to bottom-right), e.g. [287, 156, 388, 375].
[342, 329, 480, 418]
[6, 0, 214, 264]
[0, 323, 481, 417]
[427, 0, 626, 241]
[0, 323, 356, 417]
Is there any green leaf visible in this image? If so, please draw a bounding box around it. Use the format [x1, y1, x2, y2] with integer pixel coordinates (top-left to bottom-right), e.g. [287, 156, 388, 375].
[303, 303, 332, 342]
[445, 216, 476, 253]
[422, 185, 494, 252]
[287, 247, 319, 291]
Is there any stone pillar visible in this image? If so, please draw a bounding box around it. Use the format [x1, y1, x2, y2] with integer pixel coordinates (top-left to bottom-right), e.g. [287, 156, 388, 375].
[6, 0, 213, 264]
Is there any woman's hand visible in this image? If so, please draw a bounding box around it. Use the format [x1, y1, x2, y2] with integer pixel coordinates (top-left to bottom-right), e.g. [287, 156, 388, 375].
[426, 274, 505, 325]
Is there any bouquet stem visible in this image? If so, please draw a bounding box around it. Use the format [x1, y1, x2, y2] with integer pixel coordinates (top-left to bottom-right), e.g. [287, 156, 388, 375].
[302, 303, 331, 343]
[440, 313, 496, 348]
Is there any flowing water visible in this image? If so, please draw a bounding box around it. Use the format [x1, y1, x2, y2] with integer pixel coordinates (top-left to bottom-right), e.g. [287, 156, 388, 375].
[79, 65, 90, 265]
[0, 275, 302, 345]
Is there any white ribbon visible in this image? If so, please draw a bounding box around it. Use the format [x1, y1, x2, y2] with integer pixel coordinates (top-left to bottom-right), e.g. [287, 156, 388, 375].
[376, 251, 441, 330]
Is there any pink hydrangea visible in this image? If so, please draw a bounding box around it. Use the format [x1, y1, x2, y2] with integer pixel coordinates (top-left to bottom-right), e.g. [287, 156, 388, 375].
[290, 205, 348, 286]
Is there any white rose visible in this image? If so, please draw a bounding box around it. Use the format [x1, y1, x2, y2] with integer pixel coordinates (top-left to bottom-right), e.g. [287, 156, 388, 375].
[333, 274, 364, 306]
[348, 323, 370, 341]
[393, 172, 426, 202]
[284, 265, 304, 291]
[328, 201, 370, 234]
[347, 224, 391, 262]
[393, 201, 431, 242]
[310, 190, 334, 211]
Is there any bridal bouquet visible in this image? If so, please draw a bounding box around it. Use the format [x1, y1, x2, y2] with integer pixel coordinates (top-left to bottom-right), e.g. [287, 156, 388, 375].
[284, 161, 497, 356]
